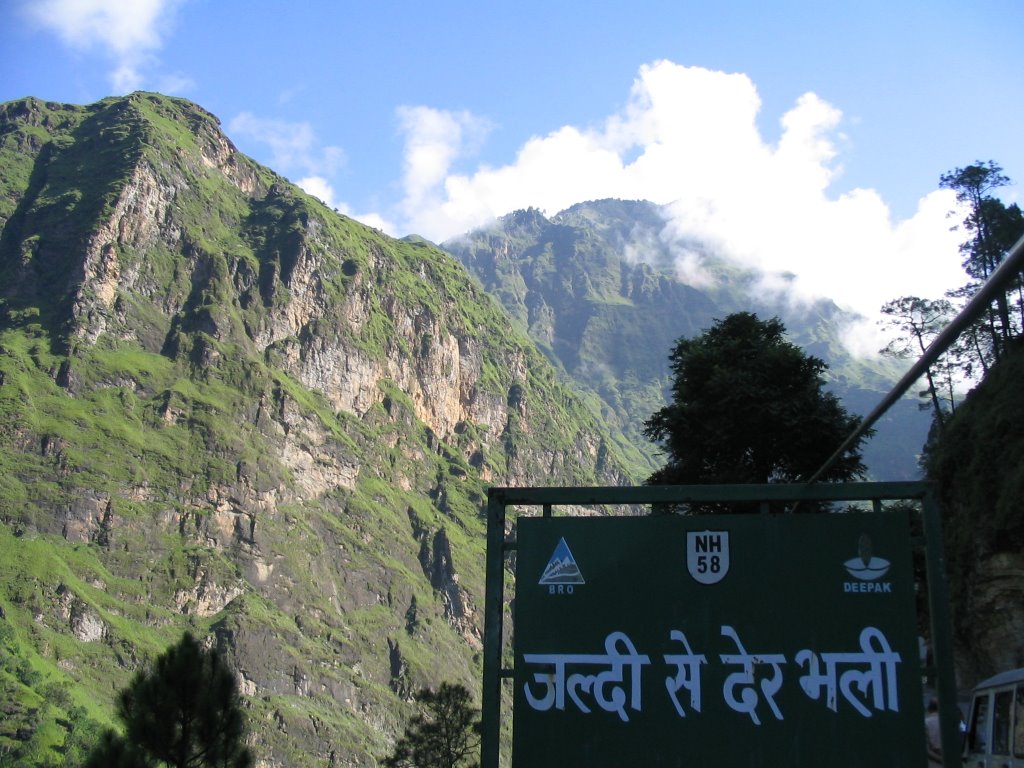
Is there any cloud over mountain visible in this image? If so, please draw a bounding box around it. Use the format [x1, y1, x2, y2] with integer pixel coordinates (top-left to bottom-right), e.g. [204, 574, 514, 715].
[391, 61, 964, 346]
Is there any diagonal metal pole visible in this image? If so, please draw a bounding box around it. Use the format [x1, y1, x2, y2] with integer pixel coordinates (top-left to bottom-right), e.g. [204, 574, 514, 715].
[803, 233, 1024, 766]
[807, 231, 1024, 485]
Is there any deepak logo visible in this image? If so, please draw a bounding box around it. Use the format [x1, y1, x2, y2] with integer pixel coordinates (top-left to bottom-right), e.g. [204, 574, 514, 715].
[844, 534, 891, 580]
[843, 535, 893, 594]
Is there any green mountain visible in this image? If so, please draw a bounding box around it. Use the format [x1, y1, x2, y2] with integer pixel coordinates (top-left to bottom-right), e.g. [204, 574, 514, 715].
[442, 200, 932, 480]
[0, 94, 633, 766]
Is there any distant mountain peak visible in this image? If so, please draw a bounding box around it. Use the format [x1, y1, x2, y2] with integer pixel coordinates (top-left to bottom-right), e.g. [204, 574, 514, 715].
[499, 206, 550, 233]
[444, 197, 931, 480]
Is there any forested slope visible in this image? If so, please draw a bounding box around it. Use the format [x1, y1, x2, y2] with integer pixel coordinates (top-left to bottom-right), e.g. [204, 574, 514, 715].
[927, 339, 1024, 683]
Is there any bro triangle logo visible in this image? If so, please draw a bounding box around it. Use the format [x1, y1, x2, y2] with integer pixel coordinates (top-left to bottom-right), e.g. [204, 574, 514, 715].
[539, 537, 585, 585]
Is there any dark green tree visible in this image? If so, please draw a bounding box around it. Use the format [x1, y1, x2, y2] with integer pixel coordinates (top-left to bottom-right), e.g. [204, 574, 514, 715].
[382, 682, 481, 768]
[644, 313, 867, 510]
[879, 295, 957, 430]
[940, 161, 1024, 367]
[84, 632, 252, 768]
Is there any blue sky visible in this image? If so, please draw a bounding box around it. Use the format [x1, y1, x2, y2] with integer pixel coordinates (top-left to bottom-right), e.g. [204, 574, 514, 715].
[2, 0, 1022, 345]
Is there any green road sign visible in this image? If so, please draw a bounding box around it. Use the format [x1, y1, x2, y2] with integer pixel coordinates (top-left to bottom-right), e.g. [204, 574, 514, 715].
[512, 510, 925, 767]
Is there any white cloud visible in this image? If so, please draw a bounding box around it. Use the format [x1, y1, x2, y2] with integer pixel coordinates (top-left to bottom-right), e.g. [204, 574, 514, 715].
[336, 205, 397, 236]
[229, 113, 346, 178]
[156, 71, 195, 95]
[296, 176, 340, 209]
[395, 106, 492, 236]
[25, 0, 171, 54]
[111, 63, 144, 93]
[234, 116, 402, 235]
[393, 61, 965, 351]
[24, 0, 184, 94]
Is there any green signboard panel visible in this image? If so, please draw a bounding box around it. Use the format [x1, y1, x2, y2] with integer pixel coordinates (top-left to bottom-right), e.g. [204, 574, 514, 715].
[513, 511, 925, 767]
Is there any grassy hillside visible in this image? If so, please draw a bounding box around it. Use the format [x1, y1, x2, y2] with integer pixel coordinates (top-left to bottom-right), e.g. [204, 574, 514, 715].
[0, 93, 634, 766]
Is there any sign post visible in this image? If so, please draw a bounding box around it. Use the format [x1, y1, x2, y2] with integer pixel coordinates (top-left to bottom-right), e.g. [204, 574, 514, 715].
[481, 483, 957, 768]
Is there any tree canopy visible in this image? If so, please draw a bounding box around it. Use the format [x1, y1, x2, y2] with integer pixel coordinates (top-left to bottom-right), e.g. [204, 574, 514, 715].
[879, 296, 957, 429]
[878, 161, 1023, 439]
[382, 682, 481, 768]
[939, 161, 1024, 372]
[85, 632, 252, 768]
[644, 312, 867, 509]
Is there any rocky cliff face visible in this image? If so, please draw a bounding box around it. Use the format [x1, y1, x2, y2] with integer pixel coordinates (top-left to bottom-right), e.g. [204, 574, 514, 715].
[0, 93, 632, 766]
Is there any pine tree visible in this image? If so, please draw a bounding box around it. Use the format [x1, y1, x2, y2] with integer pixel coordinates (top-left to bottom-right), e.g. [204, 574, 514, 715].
[85, 632, 252, 768]
[879, 296, 957, 430]
[940, 161, 1024, 366]
[382, 683, 481, 768]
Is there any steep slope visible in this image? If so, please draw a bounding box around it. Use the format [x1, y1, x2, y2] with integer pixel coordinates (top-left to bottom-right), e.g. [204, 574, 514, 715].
[0, 94, 633, 766]
[443, 200, 931, 480]
[925, 339, 1024, 684]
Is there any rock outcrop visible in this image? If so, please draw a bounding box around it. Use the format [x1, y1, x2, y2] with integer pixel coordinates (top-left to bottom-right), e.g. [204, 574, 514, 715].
[0, 93, 633, 766]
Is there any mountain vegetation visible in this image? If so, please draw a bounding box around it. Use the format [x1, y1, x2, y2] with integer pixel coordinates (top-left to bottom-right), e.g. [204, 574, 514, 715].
[442, 201, 932, 481]
[925, 339, 1024, 682]
[381, 682, 480, 768]
[0, 89, 1017, 767]
[0, 93, 630, 766]
[882, 160, 1024, 683]
[85, 631, 252, 768]
[883, 161, 1024, 430]
[939, 162, 1024, 374]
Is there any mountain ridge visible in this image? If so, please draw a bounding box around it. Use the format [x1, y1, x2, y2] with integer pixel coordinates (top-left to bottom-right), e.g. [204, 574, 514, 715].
[442, 200, 932, 480]
[0, 92, 633, 766]
[0, 91, 934, 766]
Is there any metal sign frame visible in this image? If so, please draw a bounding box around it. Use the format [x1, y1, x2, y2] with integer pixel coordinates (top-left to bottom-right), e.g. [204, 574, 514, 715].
[481, 482, 959, 768]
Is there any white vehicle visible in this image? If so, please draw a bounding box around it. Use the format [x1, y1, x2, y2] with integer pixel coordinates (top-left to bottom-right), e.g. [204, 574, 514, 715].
[964, 668, 1024, 767]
